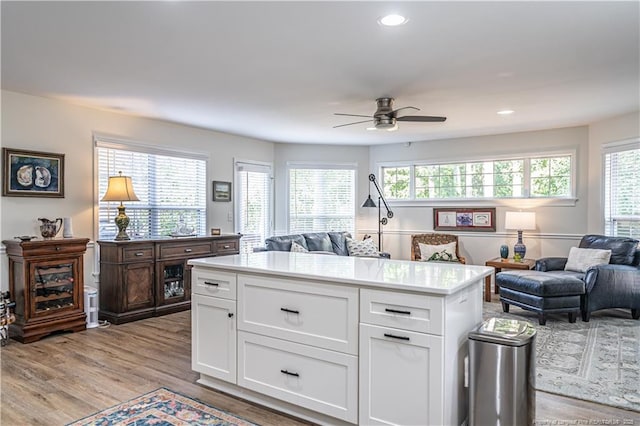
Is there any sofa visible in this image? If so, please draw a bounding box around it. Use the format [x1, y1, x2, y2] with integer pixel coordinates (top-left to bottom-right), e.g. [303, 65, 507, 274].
[498, 234, 640, 324]
[254, 231, 391, 258]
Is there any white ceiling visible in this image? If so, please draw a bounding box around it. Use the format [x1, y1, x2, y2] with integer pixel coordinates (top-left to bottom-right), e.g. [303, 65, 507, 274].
[2, 1, 638, 146]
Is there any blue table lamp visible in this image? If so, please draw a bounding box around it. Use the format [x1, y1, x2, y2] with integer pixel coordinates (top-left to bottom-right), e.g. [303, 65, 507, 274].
[505, 211, 536, 259]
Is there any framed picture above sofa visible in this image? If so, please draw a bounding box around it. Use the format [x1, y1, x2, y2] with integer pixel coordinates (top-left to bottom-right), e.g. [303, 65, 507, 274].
[433, 207, 496, 232]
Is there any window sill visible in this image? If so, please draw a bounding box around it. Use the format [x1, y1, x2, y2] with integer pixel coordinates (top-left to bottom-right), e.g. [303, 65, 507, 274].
[387, 197, 578, 208]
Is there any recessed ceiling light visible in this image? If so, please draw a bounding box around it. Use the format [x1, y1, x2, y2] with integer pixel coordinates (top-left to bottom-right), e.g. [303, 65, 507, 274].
[378, 14, 408, 27]
[497, 110, 515, 115]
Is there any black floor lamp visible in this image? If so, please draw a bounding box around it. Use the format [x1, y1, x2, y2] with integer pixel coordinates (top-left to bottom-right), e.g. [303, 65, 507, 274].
[362, 173, 393, 251]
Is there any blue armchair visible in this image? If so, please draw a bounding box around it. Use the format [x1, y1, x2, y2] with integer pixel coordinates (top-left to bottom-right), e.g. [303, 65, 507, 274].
[536, 235, 640, 321]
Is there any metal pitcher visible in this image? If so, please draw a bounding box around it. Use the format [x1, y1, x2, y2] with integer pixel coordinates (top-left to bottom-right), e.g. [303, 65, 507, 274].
[38, 217, 63, 239]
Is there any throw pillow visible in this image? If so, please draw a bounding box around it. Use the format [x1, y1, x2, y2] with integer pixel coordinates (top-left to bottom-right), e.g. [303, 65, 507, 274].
[418, 242, 458, 262]
[564, 247, 612, 273]
[290, 241, 309, 253]
[346, 238, 379, 257]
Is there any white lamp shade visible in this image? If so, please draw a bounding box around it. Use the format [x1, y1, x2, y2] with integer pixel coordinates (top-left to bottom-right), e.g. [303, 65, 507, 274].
[505, 211, 536, 230]
[101, 174, 140, 202]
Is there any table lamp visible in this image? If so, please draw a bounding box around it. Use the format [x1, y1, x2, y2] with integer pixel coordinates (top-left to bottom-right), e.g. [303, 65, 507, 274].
[505, 211, 536, 259]
[101, 171, 140, 240]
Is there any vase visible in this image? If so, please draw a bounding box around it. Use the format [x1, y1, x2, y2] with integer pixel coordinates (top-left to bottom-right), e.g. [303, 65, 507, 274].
[499, 244, 509, 259]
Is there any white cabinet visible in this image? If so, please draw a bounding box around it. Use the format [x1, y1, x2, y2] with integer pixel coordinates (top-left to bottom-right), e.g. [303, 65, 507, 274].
[189, 255, 486, 426]
[191, 270, 237, 383]
[359, 323, 443, 426]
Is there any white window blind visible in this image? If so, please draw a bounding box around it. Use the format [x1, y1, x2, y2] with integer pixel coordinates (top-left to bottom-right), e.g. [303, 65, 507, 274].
[96, 139, 207, 240]
[603, 139, 640, 238]
[288, 164, 356, 234]
[235, 161, 272, 254]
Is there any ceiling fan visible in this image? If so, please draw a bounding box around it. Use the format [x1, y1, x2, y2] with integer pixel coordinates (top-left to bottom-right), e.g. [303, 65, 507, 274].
[334, 97, 446, 131]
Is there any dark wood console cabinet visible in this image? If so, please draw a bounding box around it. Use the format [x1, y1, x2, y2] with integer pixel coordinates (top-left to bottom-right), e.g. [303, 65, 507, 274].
[3, 238, 90, 343]
[98, 235, 240, 324]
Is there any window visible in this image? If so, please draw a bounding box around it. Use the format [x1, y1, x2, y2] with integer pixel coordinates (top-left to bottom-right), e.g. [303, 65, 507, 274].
[96, 136, 207, 240]
[288, 163, 356, 234]
[603, 139, 640, 238]
[235, 161, 273, 254]
[381, 153, 573, 201]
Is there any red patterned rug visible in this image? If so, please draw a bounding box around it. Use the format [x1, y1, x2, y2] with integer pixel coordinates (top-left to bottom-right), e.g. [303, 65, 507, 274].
[67, 388, 257, 425]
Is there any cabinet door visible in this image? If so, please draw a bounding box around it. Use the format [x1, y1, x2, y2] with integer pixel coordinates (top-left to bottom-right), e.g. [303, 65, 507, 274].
[157, 260, 188, 306]
[191, 294, 236, 383]
[123, 262, 154, 311]
[30, 258, 81, 318]
[359, 323, 443, 426]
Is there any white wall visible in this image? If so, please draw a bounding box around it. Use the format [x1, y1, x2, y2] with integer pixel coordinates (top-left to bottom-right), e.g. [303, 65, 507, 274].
[2, 89, 638, 288]
[587, 111, 640, 233]
[1, 90, 275, 291]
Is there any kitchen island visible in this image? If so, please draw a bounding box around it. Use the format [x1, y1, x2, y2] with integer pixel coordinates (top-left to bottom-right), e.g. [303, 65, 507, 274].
[189, 251, 492, 426]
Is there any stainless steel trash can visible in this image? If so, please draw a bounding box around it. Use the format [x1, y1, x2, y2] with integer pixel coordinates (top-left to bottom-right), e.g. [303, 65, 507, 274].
[468, 317, 536, 426]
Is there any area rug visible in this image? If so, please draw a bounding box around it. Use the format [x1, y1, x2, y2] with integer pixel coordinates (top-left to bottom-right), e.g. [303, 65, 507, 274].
[67, 387, 257, 426]
[483, 302, 640, 412]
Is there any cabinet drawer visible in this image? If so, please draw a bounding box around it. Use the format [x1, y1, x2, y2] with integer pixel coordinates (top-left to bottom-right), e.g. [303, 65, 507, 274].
[123, 246, 154, 261]
[160, 242, 213, 259]
[192, 269, 236, 300]
[238, 275, 358, 355]
[238, 331, 357, 424]
[214, 239, 239, 254]
[360, 288, 444, 335]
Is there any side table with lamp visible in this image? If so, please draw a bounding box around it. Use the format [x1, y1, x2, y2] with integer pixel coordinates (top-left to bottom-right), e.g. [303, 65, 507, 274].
[484, 211, 537, 302]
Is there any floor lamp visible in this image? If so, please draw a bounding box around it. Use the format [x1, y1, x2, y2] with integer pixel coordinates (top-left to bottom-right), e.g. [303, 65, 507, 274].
[362, 173, 393, 251]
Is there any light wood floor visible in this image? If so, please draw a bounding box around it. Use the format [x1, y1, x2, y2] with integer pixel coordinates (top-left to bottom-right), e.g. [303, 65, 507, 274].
[1, 306, 638, 425]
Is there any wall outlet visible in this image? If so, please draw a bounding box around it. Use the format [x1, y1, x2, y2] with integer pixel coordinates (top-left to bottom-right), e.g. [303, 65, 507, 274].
[227, 212, 233, 222]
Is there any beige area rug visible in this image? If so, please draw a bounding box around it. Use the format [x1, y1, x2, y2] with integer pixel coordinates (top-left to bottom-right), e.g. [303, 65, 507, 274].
[483, 302, 640, 413]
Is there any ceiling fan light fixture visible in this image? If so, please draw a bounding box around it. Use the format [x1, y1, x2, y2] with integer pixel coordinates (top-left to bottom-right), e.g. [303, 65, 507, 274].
[378, 14, 408, 27]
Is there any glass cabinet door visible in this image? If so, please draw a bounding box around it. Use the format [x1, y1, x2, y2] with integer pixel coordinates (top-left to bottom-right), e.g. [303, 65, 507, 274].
[31, 260, 79, 316]
[159, 261, 188, 305]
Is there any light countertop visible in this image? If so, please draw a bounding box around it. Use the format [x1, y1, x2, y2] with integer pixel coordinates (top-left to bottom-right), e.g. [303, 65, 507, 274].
[189, 251, 492, 295]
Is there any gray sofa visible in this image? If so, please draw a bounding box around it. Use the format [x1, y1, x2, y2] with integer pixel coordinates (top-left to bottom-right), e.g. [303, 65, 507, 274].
[498, 234, 639, 324]
[254, 231, 390, 258]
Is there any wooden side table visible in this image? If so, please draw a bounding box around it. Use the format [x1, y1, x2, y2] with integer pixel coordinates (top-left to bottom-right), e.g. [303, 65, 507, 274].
[484, 258, 536, 302]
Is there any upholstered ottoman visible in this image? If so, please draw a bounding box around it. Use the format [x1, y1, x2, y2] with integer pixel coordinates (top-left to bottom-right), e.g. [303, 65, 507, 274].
[497, 270, 585, 325]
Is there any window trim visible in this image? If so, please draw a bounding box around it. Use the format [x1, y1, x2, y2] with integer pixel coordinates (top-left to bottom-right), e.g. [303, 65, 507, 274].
[601, 137, 640, 237]
[376, 149, 577, 207]
[286, 161, 358, 234]
[234, 158, 274, 253]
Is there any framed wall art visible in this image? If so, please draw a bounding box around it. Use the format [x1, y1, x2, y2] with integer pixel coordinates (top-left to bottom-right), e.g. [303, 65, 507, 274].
[212, 181, 232, 202]
[2, 148, 65, 198]
[433, 207, 496, 232]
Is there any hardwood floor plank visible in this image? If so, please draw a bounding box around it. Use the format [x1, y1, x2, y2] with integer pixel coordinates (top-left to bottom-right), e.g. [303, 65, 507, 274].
[1, 310, 637, 425]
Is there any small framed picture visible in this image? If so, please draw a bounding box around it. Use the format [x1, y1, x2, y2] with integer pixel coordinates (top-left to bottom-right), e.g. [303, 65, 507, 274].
[211, 228, 221, 236]
[434, 207, 496, 232]
[212, 181, 232, 202]
[2, 148, 65, 197]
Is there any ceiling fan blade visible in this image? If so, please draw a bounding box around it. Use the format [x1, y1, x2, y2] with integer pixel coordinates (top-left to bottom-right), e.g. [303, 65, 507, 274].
[333, 119, 375, 128]
[389, 106, 420, 117]
[334, 113, 374, 118]
[396, 115, 447, 122]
